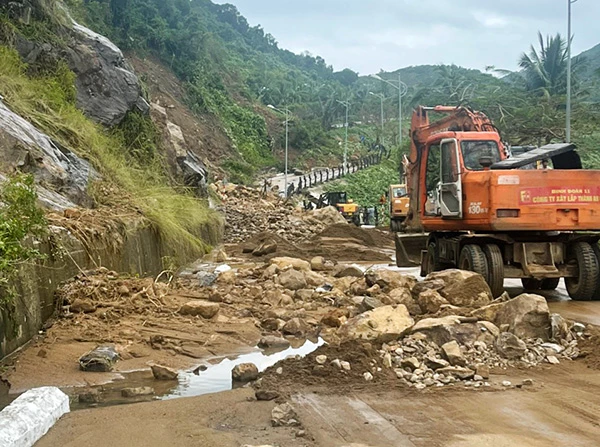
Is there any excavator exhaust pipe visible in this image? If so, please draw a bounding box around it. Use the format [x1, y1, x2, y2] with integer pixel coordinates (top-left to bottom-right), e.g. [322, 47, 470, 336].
[394, 233, 428, 268]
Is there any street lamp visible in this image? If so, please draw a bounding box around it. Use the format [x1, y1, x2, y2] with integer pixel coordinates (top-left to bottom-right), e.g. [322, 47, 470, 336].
[267, 104, 291, 197]
[336, 100, 351, 167]
[371, 73, 408, 146]
[566, 0, 578, 143]
[369, 92, 386, 146]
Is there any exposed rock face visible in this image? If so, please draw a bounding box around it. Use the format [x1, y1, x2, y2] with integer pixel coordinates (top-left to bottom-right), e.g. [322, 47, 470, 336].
[0, 100, 97, 208]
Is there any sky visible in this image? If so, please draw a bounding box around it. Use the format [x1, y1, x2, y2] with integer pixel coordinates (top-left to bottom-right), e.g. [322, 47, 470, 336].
[214, 0, 600, 75]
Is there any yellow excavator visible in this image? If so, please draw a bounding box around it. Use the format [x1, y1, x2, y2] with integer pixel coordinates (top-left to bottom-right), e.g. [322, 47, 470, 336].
[389, 183, 410, 232]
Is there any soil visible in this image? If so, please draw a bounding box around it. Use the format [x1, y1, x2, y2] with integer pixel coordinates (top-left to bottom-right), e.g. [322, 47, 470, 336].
[316, 223, 394, 248]
[578, 325, 600, 370]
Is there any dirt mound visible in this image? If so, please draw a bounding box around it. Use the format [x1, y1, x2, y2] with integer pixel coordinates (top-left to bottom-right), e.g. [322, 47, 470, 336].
[316, 224, 394, 248]
[579, 326, 600, 370]
[232, 231, 302, 260]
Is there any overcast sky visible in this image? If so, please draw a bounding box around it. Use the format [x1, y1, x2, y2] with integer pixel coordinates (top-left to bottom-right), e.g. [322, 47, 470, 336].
[215, 0, 600, 75]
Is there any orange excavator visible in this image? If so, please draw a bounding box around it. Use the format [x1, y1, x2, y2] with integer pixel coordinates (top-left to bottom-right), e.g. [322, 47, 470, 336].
[397, 105, 600, 300]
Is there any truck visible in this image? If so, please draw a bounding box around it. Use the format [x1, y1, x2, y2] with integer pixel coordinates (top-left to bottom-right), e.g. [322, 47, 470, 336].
[397, 105, 600, 300]
[389, 183, 410, 231]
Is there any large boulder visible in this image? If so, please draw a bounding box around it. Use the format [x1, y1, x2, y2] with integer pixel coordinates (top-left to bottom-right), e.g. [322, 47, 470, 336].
[310, 206, 348, 226]
[387, 288, 421, 315]
[270, 257, 311, 271]
[338, 305, 414, 342]
[365, 269, 417, 291]
[333, 264, 364, 278]
[282, 318, 310, 336]
[417, 289, 449, 314]
[277, 269, 307, 291]
[232, 363, 259, 382]
[178, 301, 219, 319]
[423, 270, 492, 308]
[494, 294, 551, 341]
[410, 316, 499, 346]
[310, 256, 335, 271]
[495, 332, 527, 359]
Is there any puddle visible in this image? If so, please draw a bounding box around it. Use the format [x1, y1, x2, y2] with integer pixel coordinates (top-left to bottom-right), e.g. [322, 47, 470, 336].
[68, 337, 325, 410]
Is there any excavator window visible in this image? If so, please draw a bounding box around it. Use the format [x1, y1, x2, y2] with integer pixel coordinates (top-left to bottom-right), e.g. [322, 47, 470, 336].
[425, 144, 441, 215]
[441, 141, 459, 183]
[461, 141, 501, 170]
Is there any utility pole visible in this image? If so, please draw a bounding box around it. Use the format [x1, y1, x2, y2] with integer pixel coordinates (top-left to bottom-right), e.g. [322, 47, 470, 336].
[337, 100, 351, 167]
[371, 73, 407, 147]
[566, 0, 578, 143]
[369, 92, 386, 146]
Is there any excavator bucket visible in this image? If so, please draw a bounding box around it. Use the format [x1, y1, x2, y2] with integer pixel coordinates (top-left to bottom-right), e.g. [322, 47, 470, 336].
[394, 233, 428, 267]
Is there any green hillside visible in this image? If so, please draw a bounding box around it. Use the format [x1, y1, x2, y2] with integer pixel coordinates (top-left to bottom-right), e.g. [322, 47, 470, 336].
[575, 43, 600, 102]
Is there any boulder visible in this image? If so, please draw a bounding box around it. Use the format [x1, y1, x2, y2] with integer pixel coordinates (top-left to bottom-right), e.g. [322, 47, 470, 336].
[150, 364, 178, 380]
[349, 278, 368, 296]
[495, 332, 527, 359]
[304, 270, 327, 287]
[411, 278, 446, 297]
[217, 270, 236, 284]
[441, 340, 466, 366]
[338, 305, 414, 342]
[179, 301, 220, 319]
[417, 289, 449, 314]
[550, 313, 572, 342]
[270, 257, 311, 271]
[262, 264, 279, 279]
[424, 270, 492, 308]
[282, 318, 310, 336]
[469, 302, 504, 322]
[258, 336, 291, 349]
[411, 316, 499, 346]
[295, 289, 314, 301]
[79, 345, 120, 372]
[252, 242, 277, 256]
[365, 269, 417, 291]
[255, 390, 279, 401]
[271, 402, 301, 427]
[321, 309, 349, 328]
[358, 296, 384, 313]
[232, 363, 259, 382]
[261, 318, 285, 331]
[333, 264, 364, 278]
[310, 206, 348, 226]
[388, 288, 421, 315]
[277, 269, 307, 291]
[494, 294, 551, 341]
[310, 256, 334, 271]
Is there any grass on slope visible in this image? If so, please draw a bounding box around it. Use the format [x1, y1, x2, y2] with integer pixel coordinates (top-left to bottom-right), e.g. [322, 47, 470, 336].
[0, 46, 218, 261]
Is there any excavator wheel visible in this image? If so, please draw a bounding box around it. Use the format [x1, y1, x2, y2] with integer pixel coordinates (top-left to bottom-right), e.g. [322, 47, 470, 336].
[540, 278, 560, 290]
[521, 278, 541, 290]
[483, 244, 504, 298]
[565, 242, 600, 301]
[458, 244, 489, 279]
[424, 242, 442, 275]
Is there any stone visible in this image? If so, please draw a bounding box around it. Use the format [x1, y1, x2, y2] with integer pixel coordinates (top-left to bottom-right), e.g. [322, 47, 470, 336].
[331, 359, 342, 369]
[417, 289, 449, 314]
[271, 403, 301, 427]
[502, 381, 512, 387]
[469, 302, 504, 322]
[350, 279, 369, 296]
[363, 372, 374, 381]
[522, 379, 534, 386]
[441, 341, 466, 367]
[217, 270, 236, 284]
[121, 387, 154, 397]
[262, 264, 279, 279]
[310, 256, 334, 271]
[358, 296, 384, 313]
[78, 389, 100, 404]
[411, 278, 446, 297]
[572, 322, 586, 334]
[179, 301, 220, 319]
[258, 336, 291, 349]
[495, 294, 551, 341]
[304, 270, 327, 287]
[321, 309, 349, 328]
[475, 364, 490, 379]
[495, 332, 527, 359]
[316, 355, 328, 365]
[255, 390, 279, 401]
[333, 264, 364, 278]
[270, 257, 311, 271]
[546, 355, 560, 365]
[436, 366, 475, 380]
[277, 269, 308, 291]
[252, 242, 277, 256]
[424, 269, 492, 308]
[338, 305, 415, 342]
[150, 364, 178, 380]
[70, 299, 97, 314]
[79, 345, 120, 372]
[411, 316, 499, 347]
[550, 313, 572, 342]
[388, 288, 421, 315]
[424, 356, 450, 370]
[382, 353, 393, 368]
[261, 318, 285, 331]
[232, 363, 259, 382]
[401, 357, 421, 371]
[365, 269, 417, 291]
[295, 289, 314, 301]
[340, 361, 351, 371]
[282, 318, 310, 336]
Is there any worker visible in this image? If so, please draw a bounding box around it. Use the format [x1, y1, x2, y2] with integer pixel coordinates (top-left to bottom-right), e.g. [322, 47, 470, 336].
[287, 182, 295, 197]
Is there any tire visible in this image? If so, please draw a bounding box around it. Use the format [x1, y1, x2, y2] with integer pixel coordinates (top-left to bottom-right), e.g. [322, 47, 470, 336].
[540, 278, 560, 290]
[425, 242, 442, 275]
[592, 243, 600, 301]
[565, 242, 600, 301]
[458, 244, 489, 279]
[483, 244, 504, 298]
[521, 278, 542, 290]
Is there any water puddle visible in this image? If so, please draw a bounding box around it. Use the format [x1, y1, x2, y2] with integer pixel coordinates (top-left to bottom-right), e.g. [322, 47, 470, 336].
[68, 337, 325, 410]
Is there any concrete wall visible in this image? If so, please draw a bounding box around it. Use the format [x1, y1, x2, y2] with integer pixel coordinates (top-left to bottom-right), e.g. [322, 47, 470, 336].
[0, 218, 220, 358]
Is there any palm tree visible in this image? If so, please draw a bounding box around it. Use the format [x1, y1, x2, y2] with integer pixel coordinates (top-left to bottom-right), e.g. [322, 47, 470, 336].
[518, 32, 582, 97]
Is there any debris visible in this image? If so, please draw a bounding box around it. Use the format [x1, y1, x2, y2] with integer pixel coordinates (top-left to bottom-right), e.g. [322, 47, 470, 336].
[338, 305, 414, 342]
[79, 345, 120, 372]
[271, 402, 300, 427]
[151, 364, 179, 381]
[179, 301, 220, 319]
[363, 372, 374, 381]
[495, 332, 527, 359]
[232, 363, 259, 382]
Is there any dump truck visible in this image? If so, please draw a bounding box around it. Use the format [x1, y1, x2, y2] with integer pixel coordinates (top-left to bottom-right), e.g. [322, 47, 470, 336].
[397, 105, 600, 300]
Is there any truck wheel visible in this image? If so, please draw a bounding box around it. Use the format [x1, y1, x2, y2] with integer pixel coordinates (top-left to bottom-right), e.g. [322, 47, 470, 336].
[521, 278, 541, 290]
[425, 242, 441, 275]
[565, 242, 599, 301]
[592, 243, 600, 300]
[458, 244, 488, 279]
[483, 244, 504, 298]
[540, 278, 560, 290]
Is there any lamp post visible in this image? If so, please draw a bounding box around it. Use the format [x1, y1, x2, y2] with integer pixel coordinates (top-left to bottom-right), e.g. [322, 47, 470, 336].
[267, 104, 291, 197]
[369, 92, 386, 146]
[336, 100, 351, 167]
[566, 0, 578, 143]
[371, 73, 408, 146]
